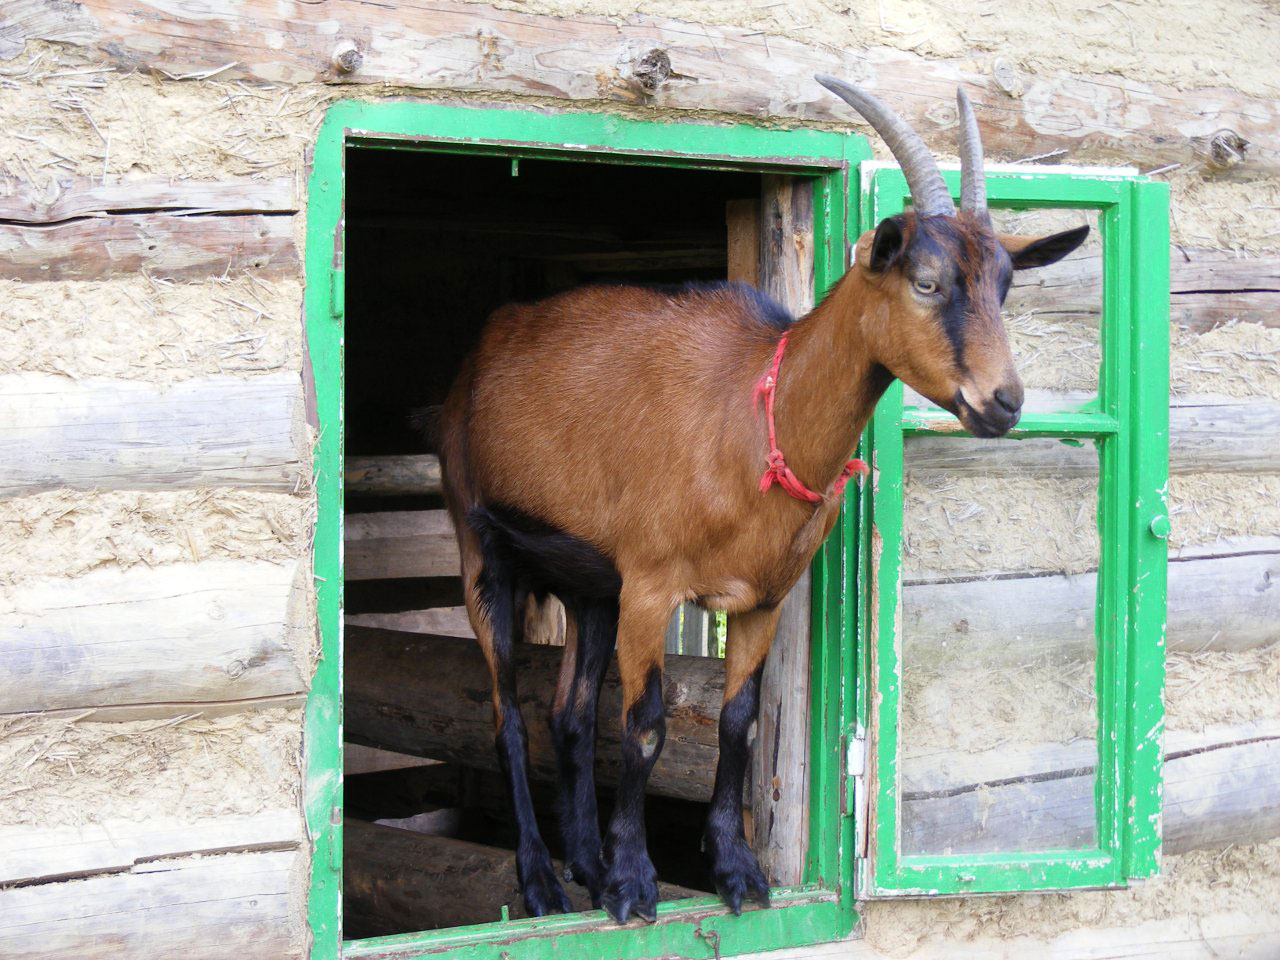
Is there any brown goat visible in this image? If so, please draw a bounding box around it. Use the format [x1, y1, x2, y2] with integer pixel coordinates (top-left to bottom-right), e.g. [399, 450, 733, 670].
[438, 76, 1089, 923]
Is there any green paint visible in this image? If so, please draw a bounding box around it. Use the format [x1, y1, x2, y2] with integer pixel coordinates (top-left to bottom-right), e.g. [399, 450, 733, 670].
[303, 99, 871, 959]
[856, 167, 1169, 896]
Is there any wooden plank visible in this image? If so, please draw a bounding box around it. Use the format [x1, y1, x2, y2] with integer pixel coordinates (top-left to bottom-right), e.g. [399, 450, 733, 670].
[0, 176, 296, 223]
[0, 560, 305, 715]
[751, 174, 815, 887]
[344, 510, 460, 581]
[0, 373, 305, 494]
[346, 454, 442, 497]
[899, 731, 1280, 857]
[8, 1, 1276, 177]
[0, 212, 298, 281]
[0, 849, 298, 960]
[906, 399, 1280, 478]
[725, 198, 760, 290]
[347, 607, 473, 638]
[0, 808, 301, 886]
[344, 626, 723, 804]
[902, 548, 1280, 664]
[344, 819, 701, 938]
[344, 744, 438, 777]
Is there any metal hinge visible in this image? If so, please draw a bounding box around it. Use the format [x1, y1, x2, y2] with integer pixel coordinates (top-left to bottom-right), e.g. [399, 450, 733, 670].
[846, 730, 869, 858]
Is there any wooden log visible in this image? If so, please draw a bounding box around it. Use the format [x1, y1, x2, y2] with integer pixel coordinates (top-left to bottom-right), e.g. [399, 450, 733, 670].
[902, 546, 1280, 665]
[0, 849, 298, 960]
[344, 819, 701, 937]
[751, 174, 814, 887]
[899, 723, 1280, 857]
[346, 454, 442, 497]
[0, 560, 306, 714]
[344, 510, 460, 581]
[0, 808, 301, 886]
[344, 626, 723, 804]
[0, 176, 296, 223]
[9, 1, 1277, 178]
[0, 372, 305, 494]
[0, 213, 298, 282]
[347, 607, 473, 638]
[906, 399, 1280, 478]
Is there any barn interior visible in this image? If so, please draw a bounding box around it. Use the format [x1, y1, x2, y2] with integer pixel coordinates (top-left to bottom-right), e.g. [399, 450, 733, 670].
[341, 144, 784, 936]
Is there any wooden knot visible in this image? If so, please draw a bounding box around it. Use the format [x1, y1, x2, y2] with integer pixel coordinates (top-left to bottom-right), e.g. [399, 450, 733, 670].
[992, 57, 1023, 98]
[1207, 129, 1248, 169]
[332, 41, 364, 75]
[632, 48, 672, 94]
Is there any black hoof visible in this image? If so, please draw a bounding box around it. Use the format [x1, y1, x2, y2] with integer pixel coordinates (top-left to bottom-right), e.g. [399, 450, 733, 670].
[709, 838, 771, 915]
[521, 859, 573, 917]
[601, 856, 658, 924]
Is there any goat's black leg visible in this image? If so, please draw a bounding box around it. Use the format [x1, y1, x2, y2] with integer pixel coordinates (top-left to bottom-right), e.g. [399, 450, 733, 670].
[705, 606, 780, 914]
[549, 596, 618, 907]
[600, 593, 671, 924]
[466, 536, 571, 917]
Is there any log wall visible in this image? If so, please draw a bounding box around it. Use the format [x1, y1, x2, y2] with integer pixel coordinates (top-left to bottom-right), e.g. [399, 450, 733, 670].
[2, 0, 1278, 956]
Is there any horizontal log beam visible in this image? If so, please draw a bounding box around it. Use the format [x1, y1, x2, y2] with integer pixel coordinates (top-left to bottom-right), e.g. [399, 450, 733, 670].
[347, 607, 473, 638]
[8, 1, 1276, 178]
[0, 849, 299, 960]
[0, 211, 297, 282]
[344, 627, 723, 804]
[344, 819, 701, 936]
[0, 176, 297, 223]
[345, 510, 459, 581]
[0, 372, 305, 494]
[0, 808, 301, 886]
[0, 560, 306, 715]
[346, 454, 441, 497]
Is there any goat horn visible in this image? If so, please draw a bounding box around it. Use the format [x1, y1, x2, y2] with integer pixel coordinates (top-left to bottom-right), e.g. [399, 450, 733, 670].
[956, 87, 988, 215]
[815, 74, 955, 218]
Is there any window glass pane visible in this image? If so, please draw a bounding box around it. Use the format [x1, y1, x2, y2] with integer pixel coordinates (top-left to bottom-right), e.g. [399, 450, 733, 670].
[897, 435, 1100, 855]
[904, 207, 1102, 416]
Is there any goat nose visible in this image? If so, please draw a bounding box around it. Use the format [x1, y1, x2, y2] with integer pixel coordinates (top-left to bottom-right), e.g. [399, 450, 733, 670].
[993, 387, 1021, 415]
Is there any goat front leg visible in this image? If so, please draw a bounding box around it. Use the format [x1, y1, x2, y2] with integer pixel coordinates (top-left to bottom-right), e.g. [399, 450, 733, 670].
[549, 596, 617, 907]
[601, 587, 673, 924]
[706, 604, 781, 913]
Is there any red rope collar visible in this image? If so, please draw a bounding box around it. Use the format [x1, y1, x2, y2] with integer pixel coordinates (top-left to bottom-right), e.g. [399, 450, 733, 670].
[753, 331, 869, 504]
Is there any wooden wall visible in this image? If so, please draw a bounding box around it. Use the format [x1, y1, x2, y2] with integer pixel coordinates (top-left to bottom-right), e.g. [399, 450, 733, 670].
[1, 0, 1277, 957]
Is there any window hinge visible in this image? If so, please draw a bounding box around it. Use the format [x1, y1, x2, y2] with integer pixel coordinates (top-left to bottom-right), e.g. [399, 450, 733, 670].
[846, 730, 869, 858]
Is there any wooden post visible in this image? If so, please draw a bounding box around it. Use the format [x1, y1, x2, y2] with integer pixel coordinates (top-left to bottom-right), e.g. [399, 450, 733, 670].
[749, 176, 815, 885]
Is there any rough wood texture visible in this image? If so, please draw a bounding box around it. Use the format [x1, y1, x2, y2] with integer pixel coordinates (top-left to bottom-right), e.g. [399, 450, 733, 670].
[751, 174, 815, 887]
[900, 723, 1280, 857]
[344, 819, 700, 936]
[344, 510, 460, 581]
[344, 627, 723, 803]
[904, 544, 1280, 665]
[0, 849, 299, 960]
[0, 808, 301, 886]
[346, 454, 442, 497]
[347, 607, 473, 638]
[0, 213, 298, 281]
[7, 1, 1276, 177]
[907, 399, 1280, 478]
[0, 560, 306, 714]
[0, 373, 305, 494]
[0, 176, 296, 223]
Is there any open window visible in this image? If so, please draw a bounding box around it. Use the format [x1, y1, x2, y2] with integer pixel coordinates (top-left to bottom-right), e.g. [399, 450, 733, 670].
[853, 163, 1170, 895]
[303, 102, 868, 960]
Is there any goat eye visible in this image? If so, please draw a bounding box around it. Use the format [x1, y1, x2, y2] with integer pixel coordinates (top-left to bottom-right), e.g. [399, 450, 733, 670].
[913, 278, 938, 295]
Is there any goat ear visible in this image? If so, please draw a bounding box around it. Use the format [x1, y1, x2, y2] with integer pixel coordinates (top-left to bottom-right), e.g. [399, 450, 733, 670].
[1001, 225, 1089, 270]
[867, 215, 907, 273]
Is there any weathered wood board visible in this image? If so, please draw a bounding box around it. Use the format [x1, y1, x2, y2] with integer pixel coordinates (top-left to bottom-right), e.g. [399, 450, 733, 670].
[0, 560, 306, 714]
[6, 1, 1276, 177]
[0, 849, 299, 960]
[0, 176, 297, 223]
[344, 627, 723, 804]
[344, 510, 460, 581]
[0, 808, 302, 886]
[347, 607, 473, 638]
[0, 373, 305, 494]
[346, 454, 442, 498]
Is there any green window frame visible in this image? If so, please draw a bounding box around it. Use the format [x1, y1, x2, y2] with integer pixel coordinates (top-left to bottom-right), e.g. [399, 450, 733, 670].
[302, 100, 873, 960]
[852, 163, 1170, 896]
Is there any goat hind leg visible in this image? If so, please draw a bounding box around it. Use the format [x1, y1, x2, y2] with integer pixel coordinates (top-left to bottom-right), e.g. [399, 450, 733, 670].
[706, 605, 780, 913]
[549, 596, 617, 907]
[465, 556, 571, 917]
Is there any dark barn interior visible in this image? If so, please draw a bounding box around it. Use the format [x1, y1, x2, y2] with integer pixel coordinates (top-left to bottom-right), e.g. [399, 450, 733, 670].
[341, 144, 771, 936]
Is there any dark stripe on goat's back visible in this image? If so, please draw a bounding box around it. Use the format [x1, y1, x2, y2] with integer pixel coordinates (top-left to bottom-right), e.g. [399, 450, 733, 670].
[651, 280, 795, 331]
